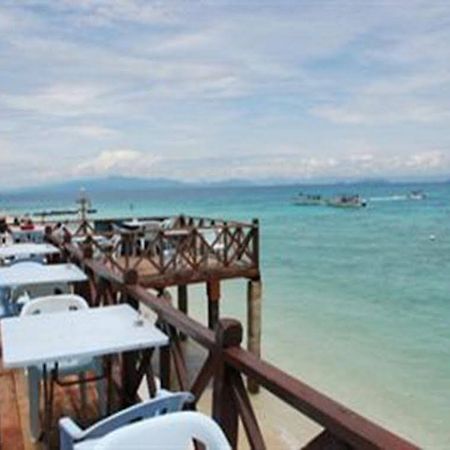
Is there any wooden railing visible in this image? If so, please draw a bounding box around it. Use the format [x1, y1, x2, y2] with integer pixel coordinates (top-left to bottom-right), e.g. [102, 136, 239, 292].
[57, 215, 260, 287]
[49, 233, 419, 450]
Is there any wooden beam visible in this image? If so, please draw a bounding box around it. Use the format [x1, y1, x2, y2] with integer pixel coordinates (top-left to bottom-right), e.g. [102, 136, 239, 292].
[207, 279, 220, 330]
[138, 266, 261, 290]
[230, 371, 266, 450]
[177, 284, 188, 341]
[247, 278, 262, 393]
[212, 320, 242, 449]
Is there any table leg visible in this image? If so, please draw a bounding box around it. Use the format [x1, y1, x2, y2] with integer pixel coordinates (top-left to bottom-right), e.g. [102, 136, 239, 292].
[41, 364, 56, 449]
[105, 355, 113, 414]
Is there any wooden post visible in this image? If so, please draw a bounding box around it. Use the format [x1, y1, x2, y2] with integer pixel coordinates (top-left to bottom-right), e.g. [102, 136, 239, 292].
[212, 319, 242, 448]
[247, 278, 262, 393]
[207, 279, 220, 330]
[252, 218, 259, 267]
[121, 270, 139, 406]
[158, 290, 172, 390]
[177, 284, 188, 341]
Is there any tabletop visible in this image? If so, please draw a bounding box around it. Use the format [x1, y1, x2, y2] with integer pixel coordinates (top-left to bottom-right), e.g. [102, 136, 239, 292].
[123, 220, 162, 230]
[1, 304, 169, 368]
[0, 262, 87, 288]
[0, 243, 60, 258]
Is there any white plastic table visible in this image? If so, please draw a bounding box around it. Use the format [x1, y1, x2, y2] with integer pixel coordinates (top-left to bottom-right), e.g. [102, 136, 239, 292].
[1, 304, 168, 369]
[122, 220, 162, 230]
[0, 243, 60, 260]
[0, 263, 87, 288]
[0, 304, 169, 445]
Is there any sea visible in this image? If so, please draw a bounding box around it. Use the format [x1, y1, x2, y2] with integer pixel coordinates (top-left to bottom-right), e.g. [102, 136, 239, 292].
[1, 181, 449, 448]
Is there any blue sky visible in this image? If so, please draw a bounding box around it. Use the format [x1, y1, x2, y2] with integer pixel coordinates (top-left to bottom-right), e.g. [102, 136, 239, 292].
[1, 1, 450, 187]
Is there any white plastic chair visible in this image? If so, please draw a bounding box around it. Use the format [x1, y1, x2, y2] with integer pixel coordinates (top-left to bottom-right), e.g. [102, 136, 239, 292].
[8, 261, 70, 313]
[59, 391, 194, 450]
[93, 411, 231, 450]
[0, 261, 70, 317]
[21, 295, 106, 441]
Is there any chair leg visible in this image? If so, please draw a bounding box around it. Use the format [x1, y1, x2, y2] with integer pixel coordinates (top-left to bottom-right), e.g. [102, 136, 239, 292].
[27, 367, 41, 442]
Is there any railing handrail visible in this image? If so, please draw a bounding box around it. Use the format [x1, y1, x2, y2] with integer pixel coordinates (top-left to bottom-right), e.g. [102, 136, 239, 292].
[24, 214, 255, 229]
[50, 234, 419, 450]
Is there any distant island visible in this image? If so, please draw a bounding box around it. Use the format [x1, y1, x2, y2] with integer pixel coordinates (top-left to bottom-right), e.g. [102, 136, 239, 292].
[3, 174, 449, 195]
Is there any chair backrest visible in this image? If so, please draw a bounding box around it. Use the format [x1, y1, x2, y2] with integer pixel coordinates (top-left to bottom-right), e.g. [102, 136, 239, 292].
[59, 392, 194, 450]
[20, 294, 89, 316]
[7, 261, 70, 300]
[94, 412, 231, 450]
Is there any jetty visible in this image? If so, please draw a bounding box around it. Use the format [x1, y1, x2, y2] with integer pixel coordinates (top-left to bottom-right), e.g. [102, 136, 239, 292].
[0, 211, 419, 449]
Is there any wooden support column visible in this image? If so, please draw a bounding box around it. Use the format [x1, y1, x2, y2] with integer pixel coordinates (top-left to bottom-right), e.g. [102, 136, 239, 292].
[207, 279, 220, 330]
[177, 284, 188, 341]
[247, 277, 262, 394]
[212, 319, 242, 449]
[158, 289, 172, 390]
[73, 243, 93, 302]
[121, 269, 139, 407]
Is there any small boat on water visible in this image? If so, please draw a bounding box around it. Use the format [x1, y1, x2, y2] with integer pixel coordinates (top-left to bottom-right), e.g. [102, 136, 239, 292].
[292, 193, 367, 208]
[292, 193, 324, 206]
[326, 195, 367, 208]
[408, 190, 426, 200]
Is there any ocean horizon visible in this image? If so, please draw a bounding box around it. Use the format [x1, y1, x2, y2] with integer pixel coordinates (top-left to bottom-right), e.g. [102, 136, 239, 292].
[1, 181, 449, 448]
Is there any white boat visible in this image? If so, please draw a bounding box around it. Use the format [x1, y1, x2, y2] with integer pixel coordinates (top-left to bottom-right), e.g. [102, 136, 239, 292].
[326, 195, 367, 208]
[408, 190, 426, 200]
[292, 193, 324, 206]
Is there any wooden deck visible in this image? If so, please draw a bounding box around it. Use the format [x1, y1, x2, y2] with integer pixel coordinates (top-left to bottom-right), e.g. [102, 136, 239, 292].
[0, 345, 109, 450]
[114, 255, 258, 288]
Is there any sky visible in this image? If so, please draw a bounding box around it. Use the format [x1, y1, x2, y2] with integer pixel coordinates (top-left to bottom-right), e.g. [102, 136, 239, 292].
[1, 0, 450, 188]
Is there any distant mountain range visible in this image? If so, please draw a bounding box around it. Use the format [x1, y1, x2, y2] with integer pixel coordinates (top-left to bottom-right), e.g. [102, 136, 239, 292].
[5, 174, 449, 195]
[9, 176, 258, 194]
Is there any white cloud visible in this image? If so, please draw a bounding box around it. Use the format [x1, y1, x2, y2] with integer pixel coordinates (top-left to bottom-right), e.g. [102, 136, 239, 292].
[404, 151, 445, 170]
[73, 149, 160, 177]
[0, 83, 108, 117]
[1, 1, 450, 187]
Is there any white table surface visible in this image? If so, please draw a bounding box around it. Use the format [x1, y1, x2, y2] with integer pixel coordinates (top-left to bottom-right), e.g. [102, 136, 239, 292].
[0, 262, 87, 288]
[0, 243, 60, 258]
[1, 304, 169, 368]
[123, 220, 162, 228]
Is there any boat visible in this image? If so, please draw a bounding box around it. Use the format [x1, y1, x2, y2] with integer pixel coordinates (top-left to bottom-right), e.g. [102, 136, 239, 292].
[292, 193, 324, 206]
[408, 190, 426, 200]
[326, 195, 367, 208]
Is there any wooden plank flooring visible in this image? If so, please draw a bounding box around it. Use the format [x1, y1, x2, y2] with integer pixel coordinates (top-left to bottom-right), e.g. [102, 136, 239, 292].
[0, 351, 111, 450]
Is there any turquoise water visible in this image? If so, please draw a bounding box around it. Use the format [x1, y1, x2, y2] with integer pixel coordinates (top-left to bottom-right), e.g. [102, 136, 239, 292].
[2, 183, 450, 448]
